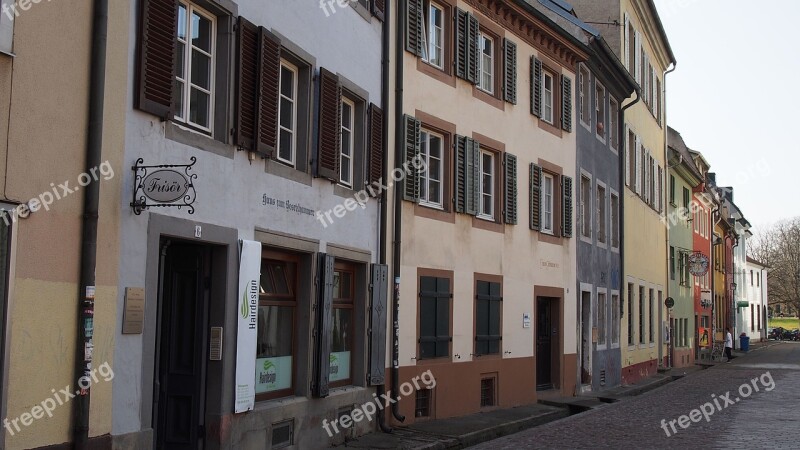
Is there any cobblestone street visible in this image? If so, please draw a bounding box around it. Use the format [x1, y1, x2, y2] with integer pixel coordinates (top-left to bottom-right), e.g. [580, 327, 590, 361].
[471, 343, 800, 449]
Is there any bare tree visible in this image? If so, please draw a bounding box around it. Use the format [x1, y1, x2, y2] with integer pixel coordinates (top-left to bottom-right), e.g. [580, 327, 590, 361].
[750, 217, 800, 316]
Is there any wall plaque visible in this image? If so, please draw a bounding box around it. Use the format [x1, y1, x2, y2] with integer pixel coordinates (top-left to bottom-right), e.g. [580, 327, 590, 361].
[122, 287, 145, 334]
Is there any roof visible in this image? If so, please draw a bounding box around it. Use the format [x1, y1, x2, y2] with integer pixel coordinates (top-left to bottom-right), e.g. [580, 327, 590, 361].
[747, 256, 770, 269]
[667, 127, 703, 184]
[536, 0, 599, 36]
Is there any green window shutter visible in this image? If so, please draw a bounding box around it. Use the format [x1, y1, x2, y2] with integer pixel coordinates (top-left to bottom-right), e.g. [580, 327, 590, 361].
[475, 281, 502, 356]
[455, 10, 479, 84]
[403, 115, 421, 202]
[468, 138, 480, 215]
[562, 175, 574, 237]
[503, 39, 517, 104]
[503, 153, 518, 224]
[531, 57, 542, 117]
[455, 135, 478, 215]
[529, 163, 542, 231]
[313, 253, 335, 398]
[419, 276, 452, 359]
[561, 75, 572, 132]
[406, 0, 424, 56]
[455, 135, 467, 213]
[467, 13, 480, 84]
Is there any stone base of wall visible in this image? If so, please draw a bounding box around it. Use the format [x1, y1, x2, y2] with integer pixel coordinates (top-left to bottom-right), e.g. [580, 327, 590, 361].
[621, 358, 658, 385]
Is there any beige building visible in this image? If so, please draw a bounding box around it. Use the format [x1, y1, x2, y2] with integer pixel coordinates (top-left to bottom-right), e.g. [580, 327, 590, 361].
[0, 1, 126, 448]
[571, 0, 675, 382]
[387, 0, 587, 423]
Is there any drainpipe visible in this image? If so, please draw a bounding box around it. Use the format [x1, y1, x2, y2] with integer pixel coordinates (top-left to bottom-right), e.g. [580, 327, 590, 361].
[377, 0, 393, 433]
[619, 88, 640, 363]
[731, 235, 740, 348]
[660, 62, 676, 369]
[73, 0, 108, 447]
[710, 203, 720, 346]
[390, 0, 406, 425]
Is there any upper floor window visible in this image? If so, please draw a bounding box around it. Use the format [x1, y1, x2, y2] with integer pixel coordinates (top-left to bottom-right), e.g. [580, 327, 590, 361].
[611, 193, 619, 248]
[420, 129, 444, 209]
[597, 184, 607, 244]
[580, 175, 591, 239]
[609, 98, 619, 151]
[277, 61, 298, 166]
[478, 32, 494, 94]
[595, 83, 606, 140]
[422, 2, 444, 69]
[542, 173, 554, 234]
[340, 97, 356, 187]
[542, 71, 554, 124]
[478, 150, 495, 220]
[579, 66, 590, 126]
[175, 2, 216, 132]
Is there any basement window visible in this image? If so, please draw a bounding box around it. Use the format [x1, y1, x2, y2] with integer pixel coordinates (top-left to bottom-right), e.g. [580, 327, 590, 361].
[271, 419, 294, 449]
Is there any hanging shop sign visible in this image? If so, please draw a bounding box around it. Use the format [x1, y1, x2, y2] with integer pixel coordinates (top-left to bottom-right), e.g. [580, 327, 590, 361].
[235, 240, 261, 413]
[131, 157, 197, 214]
[687, 251, 710, 277]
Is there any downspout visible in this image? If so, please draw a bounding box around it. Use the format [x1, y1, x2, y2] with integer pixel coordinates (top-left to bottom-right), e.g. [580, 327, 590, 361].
[619, 88, 640, 352]
[377, 0, 393, 433]
[73, 0, 108, 447]
[390, 0, 406, 424]
[731, 235, 740, 347]
[710, 202, 720, 346]
[661, 62, 676, 369]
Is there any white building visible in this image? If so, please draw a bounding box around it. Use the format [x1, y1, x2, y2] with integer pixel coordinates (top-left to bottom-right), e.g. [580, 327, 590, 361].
[744, 256, 769, 342]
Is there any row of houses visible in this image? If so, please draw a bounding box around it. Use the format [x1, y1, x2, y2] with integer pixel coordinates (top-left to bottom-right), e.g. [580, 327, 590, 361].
[0, 0, 768, 448]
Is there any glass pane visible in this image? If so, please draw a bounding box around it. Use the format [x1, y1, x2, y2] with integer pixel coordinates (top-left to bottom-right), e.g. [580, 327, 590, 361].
[280, 66, 294, 98]
[331, 308, 352, 352]
[189, 88, 210, 128]
[429, 180, 440, 203]
[342, 102, 352, 129]
[429, 134, 441, 159]
[177, 5, 187, 40]
[191, 50, 211, 90]
[429, 157, 440, 183]
[279, 130, 293, 162]
[280, 97, 293, 129]
[176, 42, 185, 78]
[257, 305, 293, 358]
[271, 263, 290, 295]
[191, 12, 212, 53]
[341, 130, 351, 156]
[340, 155, 351, 184]
[339, 272, 352, 300]
[173, 80, 184, 119]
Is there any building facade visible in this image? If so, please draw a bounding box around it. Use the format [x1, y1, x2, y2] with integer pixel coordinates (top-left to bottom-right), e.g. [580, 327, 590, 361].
[689, 150, 713, 360]
[744, 257, 768, 342]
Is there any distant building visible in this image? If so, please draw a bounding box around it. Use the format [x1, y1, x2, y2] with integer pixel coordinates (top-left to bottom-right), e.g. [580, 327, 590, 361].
[745, 257, 768, 341]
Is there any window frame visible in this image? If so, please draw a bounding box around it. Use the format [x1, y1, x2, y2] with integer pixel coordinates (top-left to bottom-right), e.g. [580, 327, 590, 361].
[578, 65, 591, 128]
[595, 82, 606, 141]
[339, 97, 356, 188]
[419, 128, 445, 210]
[174, 1, 217, 134]
[596, 182, 607, 246]
[580, 174, 592, 240]
[597, 289, 608, 349]
[541, 172, 555, 234]
[477, 149, 496, 221]
[611, 292, 620, 348]
[329, 261, 356, 388]
[277, 60, 299, 167]
[609, 97, 619, 151]
[610, 191, 620, 249]
[477, 31, 495, 95]
[541, 70, 555, 125]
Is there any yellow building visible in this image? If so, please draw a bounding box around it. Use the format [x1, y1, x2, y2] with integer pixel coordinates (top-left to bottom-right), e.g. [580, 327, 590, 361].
[571, 0, 675, 382]
[0, 1, 126, 448]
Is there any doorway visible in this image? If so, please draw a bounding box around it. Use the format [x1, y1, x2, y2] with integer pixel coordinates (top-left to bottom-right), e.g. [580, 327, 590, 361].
[580, 292, 591, 386]
[536, 297, 558, 390]
[154, 241, 211, 449]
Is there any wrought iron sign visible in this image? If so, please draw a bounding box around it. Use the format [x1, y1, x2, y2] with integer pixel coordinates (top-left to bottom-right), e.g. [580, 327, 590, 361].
[131, 157, 197, 215]
[688, 251, 710, 276]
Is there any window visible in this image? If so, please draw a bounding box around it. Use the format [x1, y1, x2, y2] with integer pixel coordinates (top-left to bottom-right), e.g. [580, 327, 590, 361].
[669, 175, 676, 205]
[475, 280, 502, 355]
[679, 251, 687, 286]
[670, 246, 675, 280]
[330, 263, 355, 386]
[649, 288, 655, 343]
[609, 98, 619, 150]
[751, 305, 755, 331]
[627, 130, 636, 187]
[277, 61, 298, 166]
[628, 283, 634, 345]
[175, 2, 215, 131]
[595, 83, 606, 140]
[478, 150, 495, 220]
[339, 98, 355, 187]
[419, 276, 451, 359]
[626, 20, 635, 74]
[256, 254, 297, 399]
[597, 184, 606, 244]
[419, 129, 444, 209]
[422, 2, 444, 69]
[542, 173, 554, 234]
[478, 32, 494, 94]
[415, 388, 431, 418]
[682, 187, 690, 212]
[0, 1, 13, 55]
[542, 71, 554, 124]
[611, 194, 619, 248]
[750, 270, 754, 286]
[480, 376, 496, 407]
[638, 286, 645, 345]
[271, 420, 294, 449]
[580, 175, 591, 238]
[579, 66, 590, 126]
[597, 292, 607, 347]
[611, 294, 620, 346]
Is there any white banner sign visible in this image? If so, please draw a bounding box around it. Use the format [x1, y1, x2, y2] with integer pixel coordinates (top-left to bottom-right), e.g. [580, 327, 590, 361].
[235, 240, 261, 413]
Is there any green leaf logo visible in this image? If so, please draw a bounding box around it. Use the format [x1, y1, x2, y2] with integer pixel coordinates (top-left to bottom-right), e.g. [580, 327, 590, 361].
[263, 360, 274, 371]
[329, 354, 337, 364]
[240, 291, 249, 319]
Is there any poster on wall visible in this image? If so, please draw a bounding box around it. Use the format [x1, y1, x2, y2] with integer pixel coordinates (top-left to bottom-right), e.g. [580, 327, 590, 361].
[235, 240, 262, 413]
[698, 327, 710, 348]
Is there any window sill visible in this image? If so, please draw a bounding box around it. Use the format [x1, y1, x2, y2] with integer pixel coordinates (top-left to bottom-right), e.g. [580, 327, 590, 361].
[350, 1, 373, 21]
[538, 230, 563, 246]
[596, 344, 608, 351]
[416, 57, 456, 88]
[265, 159, 312, 187]
[415, 356, 454, 366]
[473, 215, 504, 233]
[597, 241, 608, 250]
[414, 202, 455, 224]
[472, 85, 505, 111]
[538, 118, 563, 138]
[579, 235, 592, 245]
[164, 121, 234, 159]
[334, 183, 357, 199]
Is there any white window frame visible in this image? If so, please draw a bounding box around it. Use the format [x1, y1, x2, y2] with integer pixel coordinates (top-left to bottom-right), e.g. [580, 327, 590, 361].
[578, 65, 590, 128]
[610, 190, 620, 250]
[609, 97, 619, 152]
[339, 97, 356, 188]
[175, 1, 216, 133]
[423, 2, 444, 69]
[597, 288, 608, 350]
[477, 149, 495, 220]
[580, 173, 592, 241]
[419, 129, 444, 209]
[595, 82, 606, 142]
[277, 60, 298, 167]
[611, 291, 621, 348]
[542, 173, 554, 234]
[542, 71, 554, 124]
[597, 181, 607, 246]
[478, 32, 494, 95]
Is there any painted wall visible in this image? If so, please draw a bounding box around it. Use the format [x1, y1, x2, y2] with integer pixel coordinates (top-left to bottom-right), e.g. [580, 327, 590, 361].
[692, 194, 712, 357]
[113, 0, 383, 446]
[667, 168, 695, 367]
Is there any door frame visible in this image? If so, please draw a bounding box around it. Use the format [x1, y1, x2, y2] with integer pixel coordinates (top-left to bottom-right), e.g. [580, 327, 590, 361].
[579, 286, 592, 388]
[534, 286, 564, 392]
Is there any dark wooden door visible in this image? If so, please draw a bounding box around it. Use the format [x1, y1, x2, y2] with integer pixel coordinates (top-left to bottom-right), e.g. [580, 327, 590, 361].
[155, 243, 209, 450]
[536, 298, 552, 390]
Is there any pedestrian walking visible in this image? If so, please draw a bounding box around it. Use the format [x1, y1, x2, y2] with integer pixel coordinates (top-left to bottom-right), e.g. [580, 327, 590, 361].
[724, 327, 734, 362]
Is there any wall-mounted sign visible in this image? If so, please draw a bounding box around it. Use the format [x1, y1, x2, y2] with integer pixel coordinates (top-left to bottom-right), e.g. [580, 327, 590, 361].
[523, 313, 531, 328]
[122, 287, 145, 334]
[688, 252, 710, 276]
[235, 240, 261, 413]
[131, 157, 197, 214]
[665, 297, 675, 309]
[698, 327, 710, 347]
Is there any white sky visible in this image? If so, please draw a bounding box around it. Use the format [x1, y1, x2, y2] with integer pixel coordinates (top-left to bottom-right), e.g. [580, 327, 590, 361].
[653, 0, 800, 231]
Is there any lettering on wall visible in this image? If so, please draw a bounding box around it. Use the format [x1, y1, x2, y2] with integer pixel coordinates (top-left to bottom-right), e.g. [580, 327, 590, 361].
[262, 194, 315, 217]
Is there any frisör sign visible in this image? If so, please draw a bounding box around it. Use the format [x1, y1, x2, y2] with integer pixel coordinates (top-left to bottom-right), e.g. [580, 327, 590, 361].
[142, 170, 188, 203]
[131, 157, 197, 214]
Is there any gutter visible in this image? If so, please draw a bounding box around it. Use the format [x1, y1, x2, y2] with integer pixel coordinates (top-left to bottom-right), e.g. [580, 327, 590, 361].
[660, 61, 676, 369]
[377, 0, 393, 434]
[73, 0, 108, 447]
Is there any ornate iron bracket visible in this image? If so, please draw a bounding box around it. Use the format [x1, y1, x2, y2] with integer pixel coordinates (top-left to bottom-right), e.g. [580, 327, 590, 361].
[131, 157, 197, 215]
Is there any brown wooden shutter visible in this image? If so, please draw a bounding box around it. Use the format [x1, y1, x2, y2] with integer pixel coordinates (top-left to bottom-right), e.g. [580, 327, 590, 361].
[136, 0, 177, 119]
[531, 57, 542, 117]
[503, 152, 518, 224]
[503, 39, 517, 104]
[367, 103, 384, 190]
[530, 163, 542, 230]
[317, 68, 342, 181]
[562, 175, 574, 237]
[257, 29, 281, 157]
[403, 115, 421, 202]
[372, 0, 386, 21]
[313, 253, 335, 398]
[406, 0, 423, 56]
[235, 17, 259, 151]
[368, 263, 389, 385]
[561, 75, 572, 132]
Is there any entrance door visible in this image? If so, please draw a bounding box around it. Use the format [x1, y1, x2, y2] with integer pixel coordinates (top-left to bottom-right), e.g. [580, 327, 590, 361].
[580, 292, 591, 386]
[536, 298, 553, 390]
[155, 242, 210, 450]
